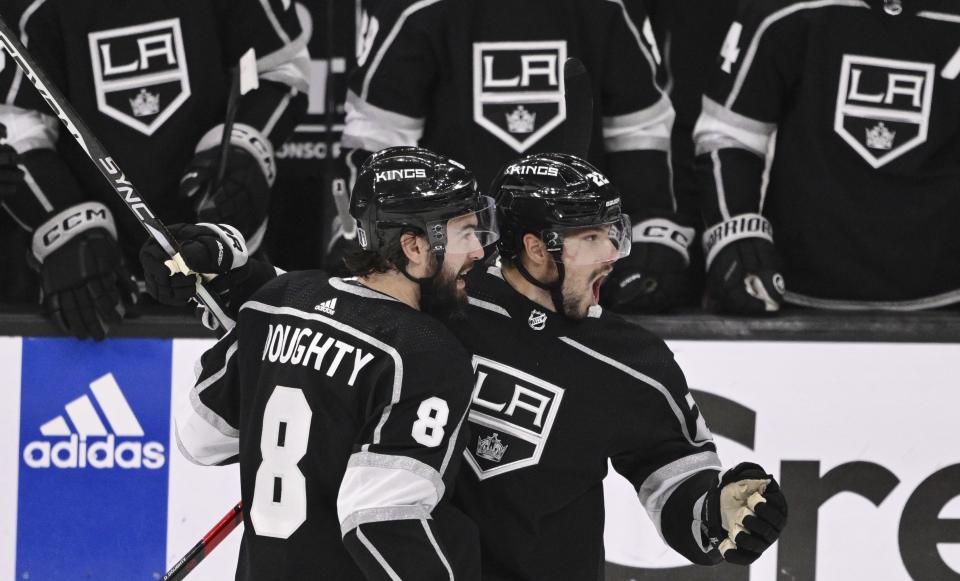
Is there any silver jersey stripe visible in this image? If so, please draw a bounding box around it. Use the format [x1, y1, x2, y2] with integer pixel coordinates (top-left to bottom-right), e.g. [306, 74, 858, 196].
[917, 11, 960, 24]
[710, 151, 731, 221]
[356, 525, 402, 581]
[341, 505, 431, 538]
[240, 301, 403, 445]
[191, 340, 240, 438]
[605, 0, 661, 88]
[638, 451, 722, 538]
[343, 90, 425, 151]
[440, 404, 469, 475]
[348, 451, 446, 496]
[422, 519, 455, 581]
[467, 297, 511, 318]
[329, 276, 402, 302]
[6, 0, 49, 104]
[360, 0, 448, 101]
[558, 337, 712, 448]
[257, 0, 292, 44]
[784, 289, 960, 311]
[726, 0, 870, 109]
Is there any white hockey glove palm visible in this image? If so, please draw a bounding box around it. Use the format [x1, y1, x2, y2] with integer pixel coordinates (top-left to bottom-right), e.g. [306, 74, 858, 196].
[703, 462, 787, 565]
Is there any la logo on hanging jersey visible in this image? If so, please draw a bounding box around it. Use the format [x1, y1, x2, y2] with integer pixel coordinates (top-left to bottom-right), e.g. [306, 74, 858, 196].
[834, 54, 935, 168]
[473, 40, 567, 153]
[464, 356, 565, 480]
[88, 18, 192, 136]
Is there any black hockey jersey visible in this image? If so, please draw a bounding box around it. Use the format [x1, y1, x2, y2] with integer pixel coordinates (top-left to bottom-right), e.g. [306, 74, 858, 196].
[342, 0, 678, 222]
[178, 272, 479, 580]
[1, 0, 307, 255]
[694, 0, 960, 308]
[447, 267, 723, 580]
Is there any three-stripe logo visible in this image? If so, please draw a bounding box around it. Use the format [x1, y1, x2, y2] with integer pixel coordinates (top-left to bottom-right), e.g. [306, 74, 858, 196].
[315, 297, 337, 316]
[22, 373, 166, 470]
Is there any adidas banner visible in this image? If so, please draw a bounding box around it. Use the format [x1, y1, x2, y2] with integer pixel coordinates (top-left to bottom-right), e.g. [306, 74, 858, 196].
[0, 337, 958, 580]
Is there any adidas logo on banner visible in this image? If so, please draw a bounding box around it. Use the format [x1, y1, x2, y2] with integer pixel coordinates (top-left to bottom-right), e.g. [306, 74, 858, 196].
[315, 298, 337, 316]
[22, 373, 166, 470]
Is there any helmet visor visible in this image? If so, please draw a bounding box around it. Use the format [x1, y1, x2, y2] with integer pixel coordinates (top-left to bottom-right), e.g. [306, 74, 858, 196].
[427, 195, 500, 255]
[550, 215, 631, 265]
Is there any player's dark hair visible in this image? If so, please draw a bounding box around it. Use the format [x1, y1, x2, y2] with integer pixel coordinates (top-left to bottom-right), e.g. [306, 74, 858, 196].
[342, 228, 417, 276]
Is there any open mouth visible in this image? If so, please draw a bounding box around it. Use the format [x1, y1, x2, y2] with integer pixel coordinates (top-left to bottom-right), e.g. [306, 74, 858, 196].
[457, 266, 472, 288]
[590, 272, 607, 305]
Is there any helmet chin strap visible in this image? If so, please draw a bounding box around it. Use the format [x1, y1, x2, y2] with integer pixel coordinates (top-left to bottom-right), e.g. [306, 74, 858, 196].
[515, 256, 569, 318]
[401, 252, 445, 309]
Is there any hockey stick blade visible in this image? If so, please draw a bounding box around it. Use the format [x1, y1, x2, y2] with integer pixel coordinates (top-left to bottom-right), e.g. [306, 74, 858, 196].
[162, 502, 244, 581]
[562, 57, 593, 158]
[0, 14, 235, 331]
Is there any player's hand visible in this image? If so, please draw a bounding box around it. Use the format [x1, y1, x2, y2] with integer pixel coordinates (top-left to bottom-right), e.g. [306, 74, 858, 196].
[0, 125, 23, 201]
[703, 214, 783, 314]
[28, 202, 138, 340]
[180, 125, 274, 242]
[703, 462, 787, 565]
[139, 222, 248, 306]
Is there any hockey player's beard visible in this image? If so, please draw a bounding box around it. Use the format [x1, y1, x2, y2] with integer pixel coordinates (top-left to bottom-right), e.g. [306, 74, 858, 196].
[420, 264, 470, 321]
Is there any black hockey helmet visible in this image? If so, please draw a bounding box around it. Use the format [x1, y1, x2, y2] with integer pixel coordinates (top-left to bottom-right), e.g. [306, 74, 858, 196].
[350, 146, 499, 260]
[491, 152, 630, 264]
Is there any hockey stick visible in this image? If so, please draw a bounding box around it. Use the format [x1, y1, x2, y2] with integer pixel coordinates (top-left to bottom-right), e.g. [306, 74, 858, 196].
[162, 501, 244, 581]
[0, 14, 235, 331]
[562, 57, 594, 158]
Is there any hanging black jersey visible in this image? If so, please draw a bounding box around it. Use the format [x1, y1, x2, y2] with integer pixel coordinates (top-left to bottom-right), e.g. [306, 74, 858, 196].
[694, 0, 960, 308]
[177, 272, 478, 581]
[342, 0, 679, 222]
[446, 267, 723, 580]
[0, 0, 307, 254]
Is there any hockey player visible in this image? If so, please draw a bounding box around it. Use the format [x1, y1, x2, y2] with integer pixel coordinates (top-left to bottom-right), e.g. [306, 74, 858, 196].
[448, 153, 786, 578]
[338, 0, 698, 313]
[693, 0, 960, 312]
[0, 0, 309, 339]
[143, 153, 787, 580]
[163, 147, 499, 580]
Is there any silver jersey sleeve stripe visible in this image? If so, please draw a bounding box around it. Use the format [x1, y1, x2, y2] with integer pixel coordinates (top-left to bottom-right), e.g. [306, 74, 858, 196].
[175, 339, 241, 464]
[439, 404, 469, 475]
[557, 337, 713, 449]
[359, 0, 448, 102]
[691, 491, 711, 553]
[19, 163, 54, 213]
[421, 519, 455, 581]
[725, 0, 870, 109]
[637, 451, 722, 541]
[693, 96, 774, 157]
[337, 449, 452, 536]
[240, 301, 403, 446]
[257, 0, 292, 44]
[602, 95, 675, 154]
[356, 525, 403, 581]
[709, 151, 731, 221]
[343, 90, 425, 152]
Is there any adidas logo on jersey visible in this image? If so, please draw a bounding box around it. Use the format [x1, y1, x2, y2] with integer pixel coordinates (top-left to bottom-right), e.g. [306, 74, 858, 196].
[315, 298, 337, 316]
[22, 373, 166, 470]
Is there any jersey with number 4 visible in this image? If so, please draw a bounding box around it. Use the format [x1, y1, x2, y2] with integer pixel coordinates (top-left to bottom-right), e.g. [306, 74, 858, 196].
[695, 0, 960, 307]
[177, 271, 478, 581]
[447, 268, 724, 580]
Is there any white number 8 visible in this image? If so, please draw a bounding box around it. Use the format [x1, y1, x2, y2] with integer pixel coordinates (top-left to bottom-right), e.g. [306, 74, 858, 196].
[411, 397, 449, 447]
[251, 386, 312, 539]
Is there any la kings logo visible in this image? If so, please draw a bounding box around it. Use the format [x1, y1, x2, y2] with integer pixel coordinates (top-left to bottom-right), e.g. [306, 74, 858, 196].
[88, 18, 191, 136]
[834, 54, 935, 168]
[464, 356, 564, 479]
[473, 41, 567, 153]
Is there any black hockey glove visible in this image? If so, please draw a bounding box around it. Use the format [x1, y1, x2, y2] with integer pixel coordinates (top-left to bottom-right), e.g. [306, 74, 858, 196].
[602, 218, 695, 313]
[0, 125, 22, 201]
[703, 214, 784, 314]
[180, 124, 275, 245]
[139, 222, 248, 306]
[703, 462, 787, 565]
[27, 203, 138, 340]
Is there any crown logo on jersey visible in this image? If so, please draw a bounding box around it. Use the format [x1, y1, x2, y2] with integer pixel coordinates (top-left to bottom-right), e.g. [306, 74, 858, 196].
[506, 105, 536, 134]
[476, 432, 508, 462]
[865, 122, 896, 150]
[129, 88, 161, 118]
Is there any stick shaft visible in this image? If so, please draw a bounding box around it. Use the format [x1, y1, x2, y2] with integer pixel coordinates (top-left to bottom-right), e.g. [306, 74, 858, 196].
[0, 15, 234, 331]
[161, 502, 244, 581]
